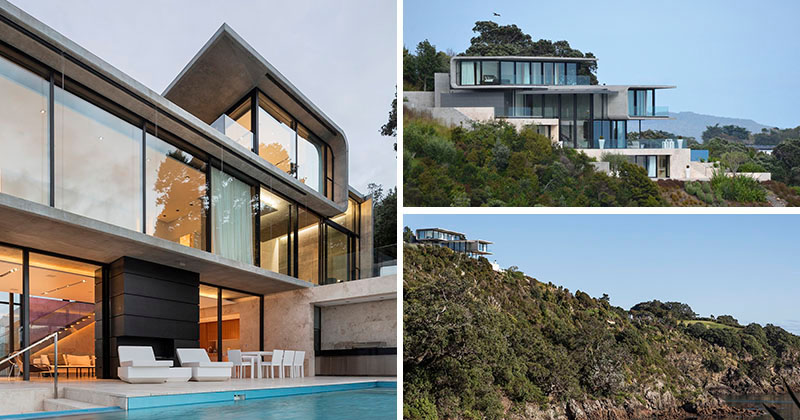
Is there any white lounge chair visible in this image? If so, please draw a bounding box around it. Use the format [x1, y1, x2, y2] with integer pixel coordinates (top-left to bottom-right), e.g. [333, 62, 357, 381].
[176, 348, 233, 382]
[261, 349, 283, 379]
[281, 350, 295, 379]
[117, 346, 191, 384]
[228, 350, 255, 379]
[291, 350, 305, 378]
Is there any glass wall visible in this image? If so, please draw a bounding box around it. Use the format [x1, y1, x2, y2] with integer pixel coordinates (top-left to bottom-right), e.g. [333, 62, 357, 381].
[0, 55, 49, 205]
[460, 61, 475, 85]
[515, 62, 530, 84]
[198, 284, 220, 360]
[29, 253, 97, 369]
[481, 61, 499, 84]
[455, 60, 590, 85]
[576, 94, 591, 148]
[258, 187, 291, 275]
[560, 94, 574, 146]
[0, 246, 22, 373]
[629, 89, 654, 116]
[325, 225, 349, 284]
[258, 96, 295, 175]
[297, 208, 320, 284]
[55, 87, 143, 231]
[532, 62, 542, 84]
[199, 285, 261, 362]
[145, 134, 208, 249]
[500, 61, 514, 85]
[543, 95, 558, 118]
[211, 168, 256, 265]
[296, 125, 322, 192]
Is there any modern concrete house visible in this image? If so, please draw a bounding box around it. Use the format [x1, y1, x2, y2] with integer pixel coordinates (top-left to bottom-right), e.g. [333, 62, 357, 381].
[414, 228, 491, 257]
[405, 56, 700, 179]
[0, 0, 396, 389]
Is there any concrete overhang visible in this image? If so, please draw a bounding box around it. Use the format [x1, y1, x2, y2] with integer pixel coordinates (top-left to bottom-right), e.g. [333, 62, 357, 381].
[0, 193, 311, 295]
[162, 24, 349, 210]
[0, 1, 346, 217]
[452, 56, 598, 63]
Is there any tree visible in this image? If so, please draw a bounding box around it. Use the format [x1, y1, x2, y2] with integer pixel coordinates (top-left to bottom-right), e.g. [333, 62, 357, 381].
[702, 124, 751, 142]
[721, 151, 749, 175]
[405, 40, 450, 91]
[464, 21, 598, 84]
[380, 89, 397, 152]
[368, 183, 397, 262]
[617, 162, 663, 206]
[773, 139, 800, 186]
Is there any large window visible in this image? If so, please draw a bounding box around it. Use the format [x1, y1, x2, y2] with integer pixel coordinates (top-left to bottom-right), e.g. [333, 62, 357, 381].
[560, 94, 574, 147]
[555, 62, 565, 85]
[211, 168, 256, 265]
[258, 96, 296, 175]
[576, 94, 591, 148]
[515, 62, 530, 84]
[480, 61, 499, 84]
[500, 61, 514, 85]
[297, 125, 322, 192]
[460, 61, 475, 85]
[532, 62, 542, 84]
[198, 285, 261, 362]
[145, 134, 208, 249]
[0, 246, 22, 370]
[259, 187, 291, 275]
[543, 62, 554, 85]
[297, 208, 320, 284]
[325, 225, 349, 284]
[566, 63, 577, 85]
[54, 87, 143, 231]
[0, 56, 49, 205]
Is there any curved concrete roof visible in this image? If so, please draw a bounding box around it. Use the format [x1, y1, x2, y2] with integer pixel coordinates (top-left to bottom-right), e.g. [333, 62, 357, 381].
[162, 24, 350, 209]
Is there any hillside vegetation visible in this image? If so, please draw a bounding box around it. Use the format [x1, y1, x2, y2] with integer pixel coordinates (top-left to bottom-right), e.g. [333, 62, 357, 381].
[404, 245, 800, 420]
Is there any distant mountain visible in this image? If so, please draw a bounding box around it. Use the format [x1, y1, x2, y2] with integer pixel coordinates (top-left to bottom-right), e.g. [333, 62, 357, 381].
[638, 111, 773, 142]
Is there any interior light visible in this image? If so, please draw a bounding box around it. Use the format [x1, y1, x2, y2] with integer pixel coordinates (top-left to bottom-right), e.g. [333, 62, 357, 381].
[40, 109, 46, 114]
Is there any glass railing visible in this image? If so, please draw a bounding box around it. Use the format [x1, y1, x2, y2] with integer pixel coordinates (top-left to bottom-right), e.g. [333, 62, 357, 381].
[625, 138, 688, 149]
[494, 74, 592, 87]
[211, 114, 254, 150]
[629, 105, 669, 117]
[373, 244, 397, 278]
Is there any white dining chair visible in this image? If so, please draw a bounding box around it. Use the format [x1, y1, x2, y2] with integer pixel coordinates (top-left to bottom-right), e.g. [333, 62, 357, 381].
[291, 350, 305, 378]
[228, 350, 254, 379]
[281, 350, 295, 379]
[261, 349, 283, 379]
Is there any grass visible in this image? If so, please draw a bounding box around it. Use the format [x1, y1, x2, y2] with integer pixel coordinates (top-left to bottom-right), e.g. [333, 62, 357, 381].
[679, 320, 740, 330]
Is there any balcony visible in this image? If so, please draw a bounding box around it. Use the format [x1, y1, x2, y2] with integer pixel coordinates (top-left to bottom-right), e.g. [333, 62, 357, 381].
[629, 106, 669, 118]
[594, 138, 688, 149]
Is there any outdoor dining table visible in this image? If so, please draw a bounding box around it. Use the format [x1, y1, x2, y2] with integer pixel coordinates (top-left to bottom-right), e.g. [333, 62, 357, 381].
[240, 351, 273, 379]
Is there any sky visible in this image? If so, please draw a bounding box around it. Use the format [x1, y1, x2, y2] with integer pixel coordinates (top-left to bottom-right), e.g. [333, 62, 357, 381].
[11, 0, 397, 193]
[405, 214, 800, 335]
[404, 0, 800, 129]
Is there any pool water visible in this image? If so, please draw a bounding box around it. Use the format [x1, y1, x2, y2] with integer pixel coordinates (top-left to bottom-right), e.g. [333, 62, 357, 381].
[70, 388, 397, 420]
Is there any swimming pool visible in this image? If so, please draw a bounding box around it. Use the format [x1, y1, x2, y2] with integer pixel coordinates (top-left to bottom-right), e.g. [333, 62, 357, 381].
[61, 388, 396, 419]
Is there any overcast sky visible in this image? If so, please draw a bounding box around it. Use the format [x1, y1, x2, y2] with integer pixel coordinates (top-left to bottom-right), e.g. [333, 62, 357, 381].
[404, 0, 800, 129]
[11, 0, 397, 193]
[405, 214, 800, 335]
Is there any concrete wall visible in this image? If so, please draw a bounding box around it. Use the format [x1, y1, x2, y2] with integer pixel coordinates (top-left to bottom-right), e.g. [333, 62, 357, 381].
[434, 73, 451, 108]
[580, 148, 692, 180]
[320, 299, 396, 350]
[441, 91, 504, 113]
[262, 275, 396, 377]
[605, 87, 629, 120]
[403, 91, 434, 108]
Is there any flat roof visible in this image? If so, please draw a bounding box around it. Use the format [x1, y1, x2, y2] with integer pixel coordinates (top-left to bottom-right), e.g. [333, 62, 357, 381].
[453, 55, 597, 63]
[416, 227, 466, 236]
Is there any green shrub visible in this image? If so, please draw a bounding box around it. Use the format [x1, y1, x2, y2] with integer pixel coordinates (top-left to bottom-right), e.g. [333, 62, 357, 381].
[710, 174, 767, 202]
[738, 162, 766, 173]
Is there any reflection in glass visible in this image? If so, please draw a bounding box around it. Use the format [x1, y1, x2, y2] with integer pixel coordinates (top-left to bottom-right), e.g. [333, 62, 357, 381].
[258, 95, 295, 175]
[297, 125, 322, 192]
[0, 246, 22, 366]
[543, 95, 558, 118]
[325, 225, 348, 284]
[532, 62, 542, 84]
[480, 61, 499, 84]
[297, 208, 320, 284]
[0, 56, 49, 205]
[576, 94, 591, 148]
[560, 94, 574, 147]
[555, 62, 565, 85]
[198, 285, 220, 360]
[543, 62, 554, 85]
[29, 253, 98, 369]
[500, 61, 514, 84]
[566, 63, 577, 85]
[55, 87, 142, 231]
[145, 134, 207, 249]
[515, 62, 530, 84]
[211, 168, 255, 264]
[259, 187, 291, 275]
